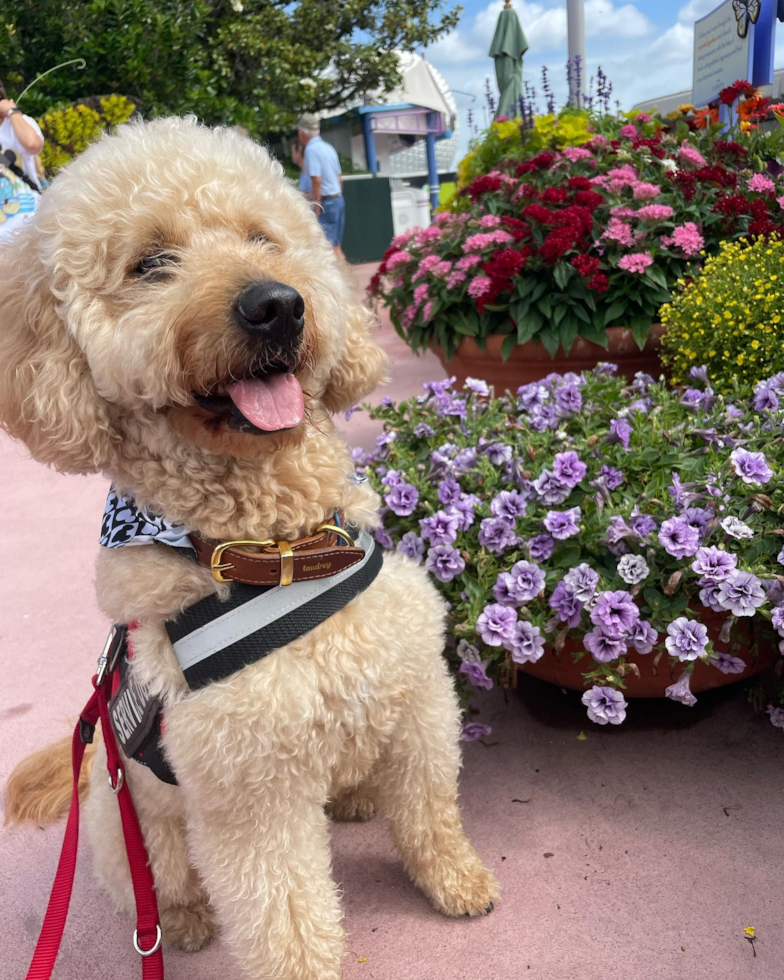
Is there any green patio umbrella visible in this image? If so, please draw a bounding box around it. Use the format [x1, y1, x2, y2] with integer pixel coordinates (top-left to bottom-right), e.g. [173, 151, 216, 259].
[489, 0, 529, 120]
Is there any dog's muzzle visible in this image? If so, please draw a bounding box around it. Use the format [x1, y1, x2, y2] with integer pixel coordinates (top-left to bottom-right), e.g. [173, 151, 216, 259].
[234, 280, 305, 348]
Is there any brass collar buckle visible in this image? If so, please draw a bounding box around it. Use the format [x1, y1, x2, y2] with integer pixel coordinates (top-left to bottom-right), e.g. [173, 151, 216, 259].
[210, 539, 274, 584]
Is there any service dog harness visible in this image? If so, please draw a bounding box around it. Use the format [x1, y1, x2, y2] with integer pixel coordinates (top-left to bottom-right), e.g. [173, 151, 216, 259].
[27, 489, 381, 980]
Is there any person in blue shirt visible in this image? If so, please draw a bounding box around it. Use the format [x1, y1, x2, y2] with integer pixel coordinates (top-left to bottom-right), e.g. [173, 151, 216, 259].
[297, 113, 344, 255]
[290, 140, 311, 197]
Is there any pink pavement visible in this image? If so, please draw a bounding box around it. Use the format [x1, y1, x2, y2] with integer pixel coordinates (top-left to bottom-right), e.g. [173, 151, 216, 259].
[1, 265, 782, 980]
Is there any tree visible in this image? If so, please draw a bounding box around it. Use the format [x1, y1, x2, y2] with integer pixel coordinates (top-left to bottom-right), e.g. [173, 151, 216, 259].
[1, 0, 461, 134]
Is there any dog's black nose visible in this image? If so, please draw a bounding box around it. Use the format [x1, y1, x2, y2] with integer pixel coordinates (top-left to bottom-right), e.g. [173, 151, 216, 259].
[235, 281, 305, 343]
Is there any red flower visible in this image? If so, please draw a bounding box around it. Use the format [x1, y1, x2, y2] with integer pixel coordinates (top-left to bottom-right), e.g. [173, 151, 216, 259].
[531, 151, 556, 170]
[713, 193, 750, 217]
[568, 176, 593, 191]
[733, 79, 757, 97]
[750, 197, 771, 219]
[522, 203, 552, 224]
[713, 140, 749, 161]
[587, 273, 609, 293]
[719, 85, 740, 106]
[692, 165, 737, 189]
[516, 161, 536, 176]
[542, 187, 569, 204]
[552, 205, 593, 236]
[484, 248, 530, 282]
[573, 189, 604, 212]
[501, 216, 531, 241]
[750, 217, 778, 238]
[571, 255, 600, 278]
[468, 173, 503, 199]
[538, 228, 579, 263]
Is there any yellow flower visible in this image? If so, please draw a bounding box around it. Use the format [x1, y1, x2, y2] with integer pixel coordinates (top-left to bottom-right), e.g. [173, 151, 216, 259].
[678, 103, 696, 113]
[744, 927, 756, 938]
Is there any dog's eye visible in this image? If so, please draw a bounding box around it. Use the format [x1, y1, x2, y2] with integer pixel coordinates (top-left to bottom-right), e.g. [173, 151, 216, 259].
[249, 231, 272, 246]
[133, 252, 178, 281]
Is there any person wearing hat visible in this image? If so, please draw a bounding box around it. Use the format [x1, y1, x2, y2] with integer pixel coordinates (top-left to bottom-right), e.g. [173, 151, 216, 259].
[297, 112, 345, 255]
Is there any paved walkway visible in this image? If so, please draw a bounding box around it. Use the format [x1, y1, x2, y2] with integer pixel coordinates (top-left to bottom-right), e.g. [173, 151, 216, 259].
[1, 265, 782, 980]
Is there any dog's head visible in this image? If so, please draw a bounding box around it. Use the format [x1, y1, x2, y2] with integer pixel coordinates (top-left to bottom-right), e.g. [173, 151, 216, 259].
[0, 117, 387, 475]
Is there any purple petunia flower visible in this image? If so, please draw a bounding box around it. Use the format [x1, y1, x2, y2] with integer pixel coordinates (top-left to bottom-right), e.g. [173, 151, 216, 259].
[414, 422, 435, 439]
[665, 617, 709, 661]
[465, 377, 490, 396]
[689, 364, 710, 385]
[680, 388, 707, 411]
[584, 629, 628, 663]
[682, 507, 713, 539]
[478, 517, 519, 555]
[461, 722, 493, 741]
[482, 442, 513, 466]
[590, 590, 640, 638]
[459, 660, 494, 690]
[617, 554, 649, 585]
[709, 650, 746, 674]
[553, 450, 587, 488]
[767, 705, 784, 730]
[562, 564, 599, 603]
[605, 516, 639, 545]
[630, 620, 658, 654]
[437, 477, 462, 506]
[425, 545, 466, 583]
[397, 531, 425, 561]
[476, 603, 518, 646]
[453, 447, 478, 474]
[608, 418, 632, 450]
[720, 516, 754, 540]
[549, 581, 584, 627]
[730, 448, 773, 485]
[374, 527, 394, 549]
[665, 672, 697, 707]
[698, 577, 725, 613]
[491, 489, 528, 521]
[529, 534, 556, 561]
[716, 571, 766, 617]
[658, 517, 701, 559]
[544, 507, 582, 540]
[632, 514, 657, 538]
[691, 546, 737, 582]
[771, 602, 784, 636]
[448, 494, 479, 531]
[533, 469, 572, 505]
[668, 473, 686, 510]
[598, 465, 624, 490]
[582, 686, 628, 725]
[505, 620, 546, 664]
[420, 509, 459, 546]
[385, 481, 420, 516]
[554, 383, 583, 416]
[754, 383, 779, 412]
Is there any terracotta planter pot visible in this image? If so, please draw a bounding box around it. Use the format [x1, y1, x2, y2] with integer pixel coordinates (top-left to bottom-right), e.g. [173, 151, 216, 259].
[432, 324, 666, 392]
[517, 612, 778, 698]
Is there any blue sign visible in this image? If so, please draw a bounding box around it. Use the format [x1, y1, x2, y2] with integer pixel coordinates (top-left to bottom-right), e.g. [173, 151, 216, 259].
[752, 0, 777, 87]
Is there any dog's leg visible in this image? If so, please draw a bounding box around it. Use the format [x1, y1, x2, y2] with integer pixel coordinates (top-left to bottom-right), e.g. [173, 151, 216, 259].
[163, 669, 344, 980]
[84, 741, 216, 951]
[372, 654, 500, 918]
[326, 784, 376, 822]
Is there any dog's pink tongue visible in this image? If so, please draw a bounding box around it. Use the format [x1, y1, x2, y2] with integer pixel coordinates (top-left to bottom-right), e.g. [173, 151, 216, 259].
[226, 374, 304, 431]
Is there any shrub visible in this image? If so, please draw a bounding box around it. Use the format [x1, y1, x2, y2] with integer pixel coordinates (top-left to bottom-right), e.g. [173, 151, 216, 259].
[38, 95, 137, 175]
[357, 367, 784, 729]
[661, 237, 784, 391]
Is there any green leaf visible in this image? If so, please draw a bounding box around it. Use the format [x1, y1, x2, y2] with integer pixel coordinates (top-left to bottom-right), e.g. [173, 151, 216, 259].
[553, 262, 572, 291]
[631, 315, 652, 350]
[509, 298, 531, 323]
[644, 265, 669, 290]
[553, 545, 581, 568]
[559, 313, 580, 355]
[578, 320, 610, 348]
[516, 310, 544, 344]
[501, 334, 517, 362]
[553, 304, 568, 327]
[538, 295, 553, 318]
[539, 327, 561, 358]
[603, 300, 627, 327]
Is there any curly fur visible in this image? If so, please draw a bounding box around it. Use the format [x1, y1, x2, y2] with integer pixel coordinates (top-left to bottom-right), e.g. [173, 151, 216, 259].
[1, 118, 498, 979]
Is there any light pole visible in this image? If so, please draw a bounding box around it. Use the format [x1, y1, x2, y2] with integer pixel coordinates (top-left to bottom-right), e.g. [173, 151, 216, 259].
[566, 0, 586, 106]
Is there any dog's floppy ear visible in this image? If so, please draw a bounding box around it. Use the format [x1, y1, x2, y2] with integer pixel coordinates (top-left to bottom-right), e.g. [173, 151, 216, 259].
[321, 302, 389, 415]
[0, 230, 115, 474]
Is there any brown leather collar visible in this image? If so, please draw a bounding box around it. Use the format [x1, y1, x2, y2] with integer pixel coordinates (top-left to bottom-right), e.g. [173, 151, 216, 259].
[189, 515, 366, 587]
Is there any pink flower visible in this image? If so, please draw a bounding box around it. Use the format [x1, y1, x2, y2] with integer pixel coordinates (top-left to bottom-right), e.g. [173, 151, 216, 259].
[422, 301, 434, 321]
[467, 276, 493, 299]
[607, 166, 638, 181]
[447, 269, 468, 289]
[603, 218, 634, 247]
[636, 204, 674, 222]
[464, 230, 514, 252]
[385, 250, 410, 270]
[479, 214, 502, 229]
[670, 221, 704, 256]
[402, 304, 418, 328]
[618, 251, 654, 274]
[610, 206, 638, 219]
[456, 253, 482, 271]
[434, 212, 453, 226]
[561, 146, 593, 162]
[778, 195, 784, 211]
[678, 142, 706, 168]
[415, 225, 444, 245]
[591, 134, 610, 148]
[748, 173, 776, 196]
[620, 124, 638, 138]
[413, 283, 429, 305]
[660, 234, 674, 247]
[391, 232, 413, 248]
[632, 182, 661, 200]
[636, 112, 651, 123]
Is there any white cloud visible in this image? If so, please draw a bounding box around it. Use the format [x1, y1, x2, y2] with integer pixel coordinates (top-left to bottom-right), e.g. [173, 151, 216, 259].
[677, 0, 721, 24]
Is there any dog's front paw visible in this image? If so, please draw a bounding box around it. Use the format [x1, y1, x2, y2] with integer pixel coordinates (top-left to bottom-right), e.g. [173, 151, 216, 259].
[326, 788, 376, 822]
[161, 900, 216, 952]
[421, 858, 500, 918]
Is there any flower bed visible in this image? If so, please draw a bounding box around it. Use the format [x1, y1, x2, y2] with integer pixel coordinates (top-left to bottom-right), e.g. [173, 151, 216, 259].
[356, 366, 784, 731]
[370, 87, 784, 369]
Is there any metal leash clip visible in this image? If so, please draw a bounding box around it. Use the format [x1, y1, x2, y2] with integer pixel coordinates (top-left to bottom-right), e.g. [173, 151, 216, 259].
[96, 624, 129, 686]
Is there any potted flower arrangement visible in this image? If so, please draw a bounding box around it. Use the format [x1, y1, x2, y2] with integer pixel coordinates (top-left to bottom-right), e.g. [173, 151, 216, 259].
[355, 366, 784, 730]
[369, 83, 784, 390]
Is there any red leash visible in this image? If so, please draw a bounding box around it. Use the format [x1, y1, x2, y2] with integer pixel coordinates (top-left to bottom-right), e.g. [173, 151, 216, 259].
[25, 666, 164, 979]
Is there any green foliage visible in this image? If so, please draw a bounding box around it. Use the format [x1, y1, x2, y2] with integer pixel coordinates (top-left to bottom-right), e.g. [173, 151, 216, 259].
[660, 236, 784, 392]
[1, 0, 460, 136]
[38, 95, 137, 174]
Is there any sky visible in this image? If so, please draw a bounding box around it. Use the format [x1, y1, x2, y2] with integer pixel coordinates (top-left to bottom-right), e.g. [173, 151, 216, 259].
[422, 0, 784, 157]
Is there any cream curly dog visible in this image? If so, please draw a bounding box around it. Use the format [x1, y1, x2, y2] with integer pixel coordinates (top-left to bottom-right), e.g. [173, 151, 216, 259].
[1, 118, 498, 979]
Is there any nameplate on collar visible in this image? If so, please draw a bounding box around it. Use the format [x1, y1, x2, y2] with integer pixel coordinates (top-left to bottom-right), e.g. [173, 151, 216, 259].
[165, 530, 381, 691]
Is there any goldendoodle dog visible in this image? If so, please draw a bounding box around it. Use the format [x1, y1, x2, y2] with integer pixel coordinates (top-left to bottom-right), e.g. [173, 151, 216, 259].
[1, 117, 498, 979]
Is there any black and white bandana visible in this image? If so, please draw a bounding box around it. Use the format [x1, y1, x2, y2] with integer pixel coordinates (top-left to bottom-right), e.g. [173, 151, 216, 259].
[100, 489, 194, 551]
